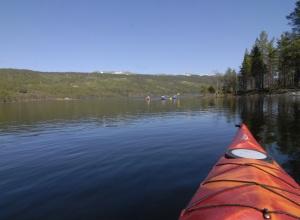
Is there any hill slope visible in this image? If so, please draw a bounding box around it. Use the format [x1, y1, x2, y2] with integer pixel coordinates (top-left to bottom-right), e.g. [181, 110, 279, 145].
[0, 69, 217, 102]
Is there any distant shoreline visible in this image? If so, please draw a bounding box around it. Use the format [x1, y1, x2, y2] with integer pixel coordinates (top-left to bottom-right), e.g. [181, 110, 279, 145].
[1, 68, 298, 104]
[0, 94, 220, 104]
[0, 68, 218, 103]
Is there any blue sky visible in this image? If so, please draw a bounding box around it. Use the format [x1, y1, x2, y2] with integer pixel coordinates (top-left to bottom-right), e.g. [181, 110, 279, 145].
[0, 0, 296, 74]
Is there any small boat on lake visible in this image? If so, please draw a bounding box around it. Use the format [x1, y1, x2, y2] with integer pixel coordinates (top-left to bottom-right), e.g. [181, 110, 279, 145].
[179, 123, 300, 220]
[161, 96, 167, 100]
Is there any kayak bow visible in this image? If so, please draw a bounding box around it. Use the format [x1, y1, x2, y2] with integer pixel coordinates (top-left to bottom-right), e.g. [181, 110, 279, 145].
[179, 124, 300, 220]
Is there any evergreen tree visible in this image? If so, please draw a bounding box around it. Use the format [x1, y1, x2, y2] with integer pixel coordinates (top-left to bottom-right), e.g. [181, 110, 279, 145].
[207, 85, 216, 94]
[240, 49, 252, 90]
[287, 0, 300, 35]
[277, 33, 293, 87]
[290, 36, 300, 87]
[251, 46, 266, 89]
[255, 31, 269, 64]
[287, 1, 300, 87]
[266, 39, 278, 88]
[255, 31, 275, 88]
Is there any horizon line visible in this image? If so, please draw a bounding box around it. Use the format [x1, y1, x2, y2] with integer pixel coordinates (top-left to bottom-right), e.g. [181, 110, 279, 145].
[0, 67, 224, 76]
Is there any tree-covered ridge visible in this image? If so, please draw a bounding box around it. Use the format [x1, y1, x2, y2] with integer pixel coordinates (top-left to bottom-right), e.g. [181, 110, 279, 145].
[0, 68, 218, 102]
[237, 1, 300, 92]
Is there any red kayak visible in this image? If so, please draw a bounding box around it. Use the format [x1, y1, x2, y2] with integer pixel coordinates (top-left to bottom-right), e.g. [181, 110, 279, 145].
[179, 124, 300, 220]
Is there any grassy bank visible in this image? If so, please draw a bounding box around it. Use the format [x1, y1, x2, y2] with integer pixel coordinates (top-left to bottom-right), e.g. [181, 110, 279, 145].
[0, 69, 218, 102]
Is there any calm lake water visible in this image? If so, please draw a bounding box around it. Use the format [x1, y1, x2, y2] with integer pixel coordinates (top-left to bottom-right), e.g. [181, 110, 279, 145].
[0, 95, 299, 220]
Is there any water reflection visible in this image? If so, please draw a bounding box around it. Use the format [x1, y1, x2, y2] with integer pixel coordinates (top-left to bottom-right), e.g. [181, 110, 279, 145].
[238, 95, 300, 182]
[0, 97, 299, 182]
[0, 97, 239, 133]
[0, 95, 299, 220]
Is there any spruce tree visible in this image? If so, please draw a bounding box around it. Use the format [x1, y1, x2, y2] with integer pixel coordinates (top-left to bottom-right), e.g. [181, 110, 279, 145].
[251, 46, 266, 90]
[240, 50, 252, 90]
[287, 0, 300, 35]
[287, 0, 300, 87]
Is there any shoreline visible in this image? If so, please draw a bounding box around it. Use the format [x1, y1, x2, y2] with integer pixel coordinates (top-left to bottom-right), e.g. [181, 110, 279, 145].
[236, 88, 300, 96]
[0, 94, 218, 104]
[1, 89, 299, 104]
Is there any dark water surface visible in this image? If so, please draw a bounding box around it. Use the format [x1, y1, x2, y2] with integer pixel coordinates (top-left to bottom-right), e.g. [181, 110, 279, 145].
[0, 96, 299, 220]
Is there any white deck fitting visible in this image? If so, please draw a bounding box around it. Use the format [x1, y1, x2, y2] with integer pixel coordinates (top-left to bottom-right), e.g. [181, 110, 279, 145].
[231, 149, 267, 159]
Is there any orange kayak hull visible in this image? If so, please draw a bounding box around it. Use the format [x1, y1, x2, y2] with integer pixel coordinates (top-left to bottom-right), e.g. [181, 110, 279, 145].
[179, 124, 300, 220]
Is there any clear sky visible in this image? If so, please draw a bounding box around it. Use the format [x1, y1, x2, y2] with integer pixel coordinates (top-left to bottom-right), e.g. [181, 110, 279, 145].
[0, 0, 296, 74]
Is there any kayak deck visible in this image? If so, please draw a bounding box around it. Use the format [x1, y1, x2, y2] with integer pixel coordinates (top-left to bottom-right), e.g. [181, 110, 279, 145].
[179, 124, 300, 220]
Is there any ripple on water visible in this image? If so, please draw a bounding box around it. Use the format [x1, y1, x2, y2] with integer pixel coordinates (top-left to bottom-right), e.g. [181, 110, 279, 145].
[0, 97, 299, 220]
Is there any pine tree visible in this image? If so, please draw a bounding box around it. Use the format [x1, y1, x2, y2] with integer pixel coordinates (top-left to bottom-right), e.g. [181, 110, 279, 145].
[286, 0, 300, 87]
[251, 46, 266, 90]
[277, 33, 293, 88]
[290, 36, 300, 87]
[255, 31, 269, 64]
[287, 0, 300, 35]
[255, 31, 273, 89]
[266, 39, 278, 88]
[240, 49, 252, 90]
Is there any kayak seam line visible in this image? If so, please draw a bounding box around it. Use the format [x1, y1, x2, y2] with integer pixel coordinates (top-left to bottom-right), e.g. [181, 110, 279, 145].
[244, 163, 299, 189]
[204, 179, 300, 197]
[216, 161, 296, 185]
[210, 162, 299, 189]
[260, 183, 300, 206]
[185, 183, 253, 211]
[203, 179, 300, 206]
[186, 180, 300, 214]
[183, 204, 300, 219]
[204, 164, 245, 182]
[216, 162, 281, 172]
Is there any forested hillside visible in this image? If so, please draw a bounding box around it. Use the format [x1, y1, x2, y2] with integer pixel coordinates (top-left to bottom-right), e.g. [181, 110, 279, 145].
[0, 69, 217, 102]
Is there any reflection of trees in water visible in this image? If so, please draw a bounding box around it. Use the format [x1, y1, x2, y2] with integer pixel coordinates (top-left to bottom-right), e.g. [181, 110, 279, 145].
[0, 96, 298, 181]
[277, 97, 300, 183]
[238, 96, 265, 138]
[238, 95, 300, 183]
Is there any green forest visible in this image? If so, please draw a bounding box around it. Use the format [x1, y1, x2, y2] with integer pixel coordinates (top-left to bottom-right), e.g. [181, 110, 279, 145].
[0, 69, 218, 102]
[237, 1, 300, 93]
